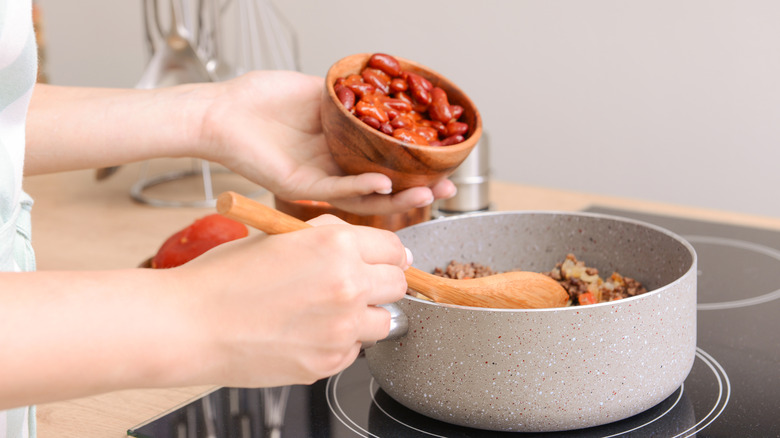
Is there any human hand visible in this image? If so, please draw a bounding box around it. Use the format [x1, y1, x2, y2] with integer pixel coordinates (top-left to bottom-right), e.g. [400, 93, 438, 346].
[197, 70, 456, 215]
[172, 214, 410, 387]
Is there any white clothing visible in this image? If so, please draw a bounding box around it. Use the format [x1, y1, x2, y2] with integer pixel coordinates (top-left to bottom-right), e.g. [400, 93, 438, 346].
[0, 0, 39, 436]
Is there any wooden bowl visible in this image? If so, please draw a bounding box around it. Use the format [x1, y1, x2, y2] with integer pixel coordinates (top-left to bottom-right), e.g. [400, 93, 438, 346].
[274, 196, 431, 232]
[322, 53, 483, 192]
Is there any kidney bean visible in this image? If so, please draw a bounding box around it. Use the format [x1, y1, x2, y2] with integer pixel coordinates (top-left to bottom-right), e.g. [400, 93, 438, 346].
[341, 74, 375, 98]
[384, 107, 400, 121]
[356, 100, 388, 123]
[360, 92, 384, 108]
[348, 82, 376, 98]
[420, 119, 447, 137]
[404, 71, 432, 90]
[334, 53, 471, 146]
[445, 121, 469, 137]
[406, 73, 432, 106]
[439, 134, 465, 146]
[362, 68, 391, 95]
[395, 91, 429, 113]
[413, 125, 438, 143]
[429, 87, 453, 124]
[389, 78, 407, 93]
[390, 114, 415, 130]
[359, 115, 382, 130]
[393, 128, 430, 146]
[368, 53, 402, 77]
[334, 84, 355, 111]
[394, 90, 412, 104]
[342, 74, 362, 87]
[380, 122, 394, 136]
[381, 96, 413, 114]
[450, 104, 464, 120]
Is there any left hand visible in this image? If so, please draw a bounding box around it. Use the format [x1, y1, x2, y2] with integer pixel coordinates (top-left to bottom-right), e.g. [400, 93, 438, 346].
[196, 70, 456, 215]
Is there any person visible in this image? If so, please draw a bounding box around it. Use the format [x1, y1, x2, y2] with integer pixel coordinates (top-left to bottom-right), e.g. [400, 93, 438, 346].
[0, 1, 456, 436]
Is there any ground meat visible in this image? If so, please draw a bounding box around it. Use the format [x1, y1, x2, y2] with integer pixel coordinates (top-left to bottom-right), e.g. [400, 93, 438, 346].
[544, 254, 647, 305]
[432, 254, 647, 306]
[433, 261, 498, 279]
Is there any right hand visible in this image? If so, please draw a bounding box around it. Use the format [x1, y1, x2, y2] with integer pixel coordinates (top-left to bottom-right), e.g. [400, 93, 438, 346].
[170, 214, 410, 388]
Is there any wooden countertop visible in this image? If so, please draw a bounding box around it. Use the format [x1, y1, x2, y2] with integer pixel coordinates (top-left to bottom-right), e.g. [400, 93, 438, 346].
[22, 161, 780, 437]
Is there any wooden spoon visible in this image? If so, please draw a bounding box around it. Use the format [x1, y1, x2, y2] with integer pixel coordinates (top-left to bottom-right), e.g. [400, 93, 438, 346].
[216, 191, 569, 309]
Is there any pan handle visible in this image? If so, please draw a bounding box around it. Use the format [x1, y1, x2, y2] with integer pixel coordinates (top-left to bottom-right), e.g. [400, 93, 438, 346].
[379, 302, 408, 341]
[361, 303, 407, 349]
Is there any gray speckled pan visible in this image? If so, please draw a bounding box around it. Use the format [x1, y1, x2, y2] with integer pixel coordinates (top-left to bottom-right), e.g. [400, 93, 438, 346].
[364, 211, 697, 432]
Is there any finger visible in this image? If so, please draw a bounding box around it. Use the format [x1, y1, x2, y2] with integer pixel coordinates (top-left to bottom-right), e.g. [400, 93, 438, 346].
[329, 186, 437, 216]
[347, 225, 410, 268]
[430, 178, 457, 200]
[307, 213, 348, 227]
[308, 216, 413, 270]
[364, 263, 408, 305]
[305, 173, 393, 202]
[358, 305, 394, 342]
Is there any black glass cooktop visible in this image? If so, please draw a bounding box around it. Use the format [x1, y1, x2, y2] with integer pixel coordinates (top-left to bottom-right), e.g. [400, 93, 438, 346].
[128, 207, 780, 437]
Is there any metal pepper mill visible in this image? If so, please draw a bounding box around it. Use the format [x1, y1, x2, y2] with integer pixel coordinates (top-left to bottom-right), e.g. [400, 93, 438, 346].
[433, 132, 491, 217]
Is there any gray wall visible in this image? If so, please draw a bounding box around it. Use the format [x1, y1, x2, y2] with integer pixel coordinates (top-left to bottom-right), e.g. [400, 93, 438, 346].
[36, 0, 779, 217]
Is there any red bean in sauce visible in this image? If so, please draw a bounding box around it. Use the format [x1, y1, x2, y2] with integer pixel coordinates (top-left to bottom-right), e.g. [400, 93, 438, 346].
[334, 53, 469, 146]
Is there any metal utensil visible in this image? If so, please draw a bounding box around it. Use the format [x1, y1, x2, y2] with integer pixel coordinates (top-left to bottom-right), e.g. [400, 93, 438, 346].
[434, 132, 492, 216]
[130, 0, 243, 207]
[136, 0, 215, 89]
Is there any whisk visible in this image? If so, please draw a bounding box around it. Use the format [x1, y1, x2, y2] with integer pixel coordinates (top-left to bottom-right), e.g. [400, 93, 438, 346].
[124, 0, 299, 207]
[234, 0, 299, 73]
[263, 386, 291, 438]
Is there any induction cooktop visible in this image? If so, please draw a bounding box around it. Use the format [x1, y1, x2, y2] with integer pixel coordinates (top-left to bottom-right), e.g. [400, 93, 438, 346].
[128, 207, 780, 437]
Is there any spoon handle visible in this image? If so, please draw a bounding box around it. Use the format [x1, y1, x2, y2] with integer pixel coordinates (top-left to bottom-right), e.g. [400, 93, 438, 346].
[217, 191, 311, 233]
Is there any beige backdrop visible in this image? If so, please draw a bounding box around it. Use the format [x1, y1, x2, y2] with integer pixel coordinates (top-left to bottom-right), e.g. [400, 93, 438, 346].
[35, 0, 779, 218]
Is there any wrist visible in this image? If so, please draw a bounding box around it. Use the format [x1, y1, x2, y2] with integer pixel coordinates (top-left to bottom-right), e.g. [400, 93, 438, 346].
[155, 82, 223, 162]
[179, 81, 233, 164]
[128, 267, 217, 389]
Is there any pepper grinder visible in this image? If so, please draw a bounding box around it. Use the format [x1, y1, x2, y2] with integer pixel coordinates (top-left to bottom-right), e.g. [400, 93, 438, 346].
[433, 132, 491, 217]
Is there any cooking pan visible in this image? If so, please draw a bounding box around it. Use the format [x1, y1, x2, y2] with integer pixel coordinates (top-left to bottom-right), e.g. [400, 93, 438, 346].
[364, 211, 697, 432]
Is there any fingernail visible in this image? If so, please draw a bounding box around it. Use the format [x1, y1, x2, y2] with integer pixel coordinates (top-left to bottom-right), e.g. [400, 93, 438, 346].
[404, 247, 414, 269]
[376, 186, 392, 195]
[415, 194, 434, 208]
[445, 186, 458, 199]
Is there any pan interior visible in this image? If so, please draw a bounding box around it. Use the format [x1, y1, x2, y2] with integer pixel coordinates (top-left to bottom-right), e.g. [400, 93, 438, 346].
[397, 211, 695, 293]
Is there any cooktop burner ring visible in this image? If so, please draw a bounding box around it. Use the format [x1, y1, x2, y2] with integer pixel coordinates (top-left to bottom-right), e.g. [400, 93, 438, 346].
[363, 381, 689, 438]
[678, 348, 731, 437]
[325, 347, 730, 437]
[684, 235, 780, 310]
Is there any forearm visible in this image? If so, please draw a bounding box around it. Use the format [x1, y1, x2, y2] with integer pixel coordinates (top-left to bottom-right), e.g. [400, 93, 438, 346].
[24, 83, 212, 175]
[0, 268, 209, 409]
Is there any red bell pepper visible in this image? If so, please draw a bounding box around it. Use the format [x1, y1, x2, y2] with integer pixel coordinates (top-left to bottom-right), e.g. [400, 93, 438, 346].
[577, 291, 598, 306]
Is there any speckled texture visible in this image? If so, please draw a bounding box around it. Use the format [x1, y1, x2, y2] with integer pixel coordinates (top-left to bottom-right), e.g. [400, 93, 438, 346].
[364, 211, 697, 432]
